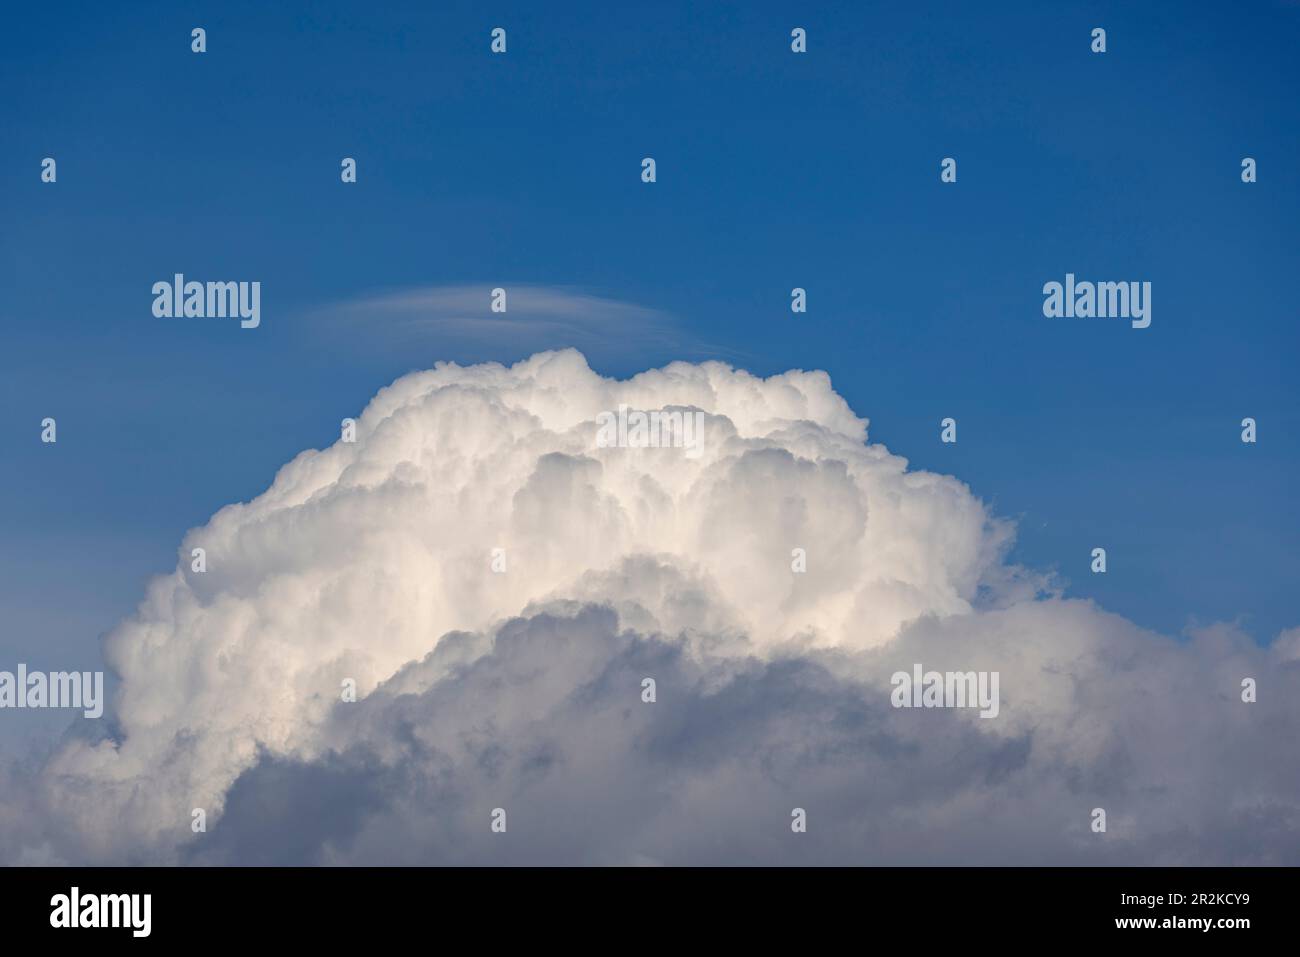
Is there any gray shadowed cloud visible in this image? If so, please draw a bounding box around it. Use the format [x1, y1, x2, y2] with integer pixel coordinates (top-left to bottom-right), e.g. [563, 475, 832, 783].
[185, 600, 1300, 866]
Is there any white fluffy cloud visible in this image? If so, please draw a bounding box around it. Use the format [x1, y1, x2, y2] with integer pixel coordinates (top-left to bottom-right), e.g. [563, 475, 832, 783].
[9, 350, 1299, 864]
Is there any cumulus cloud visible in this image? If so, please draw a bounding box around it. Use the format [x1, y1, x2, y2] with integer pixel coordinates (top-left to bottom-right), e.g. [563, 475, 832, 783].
[8, 350, 1299, 864]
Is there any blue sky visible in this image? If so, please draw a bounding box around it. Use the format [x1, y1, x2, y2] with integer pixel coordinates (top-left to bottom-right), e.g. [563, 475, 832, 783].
[1, 0, 1297, 753]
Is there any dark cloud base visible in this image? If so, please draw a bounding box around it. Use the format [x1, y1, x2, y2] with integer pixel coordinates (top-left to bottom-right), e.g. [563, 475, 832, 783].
[183, 606, 1300, 866]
